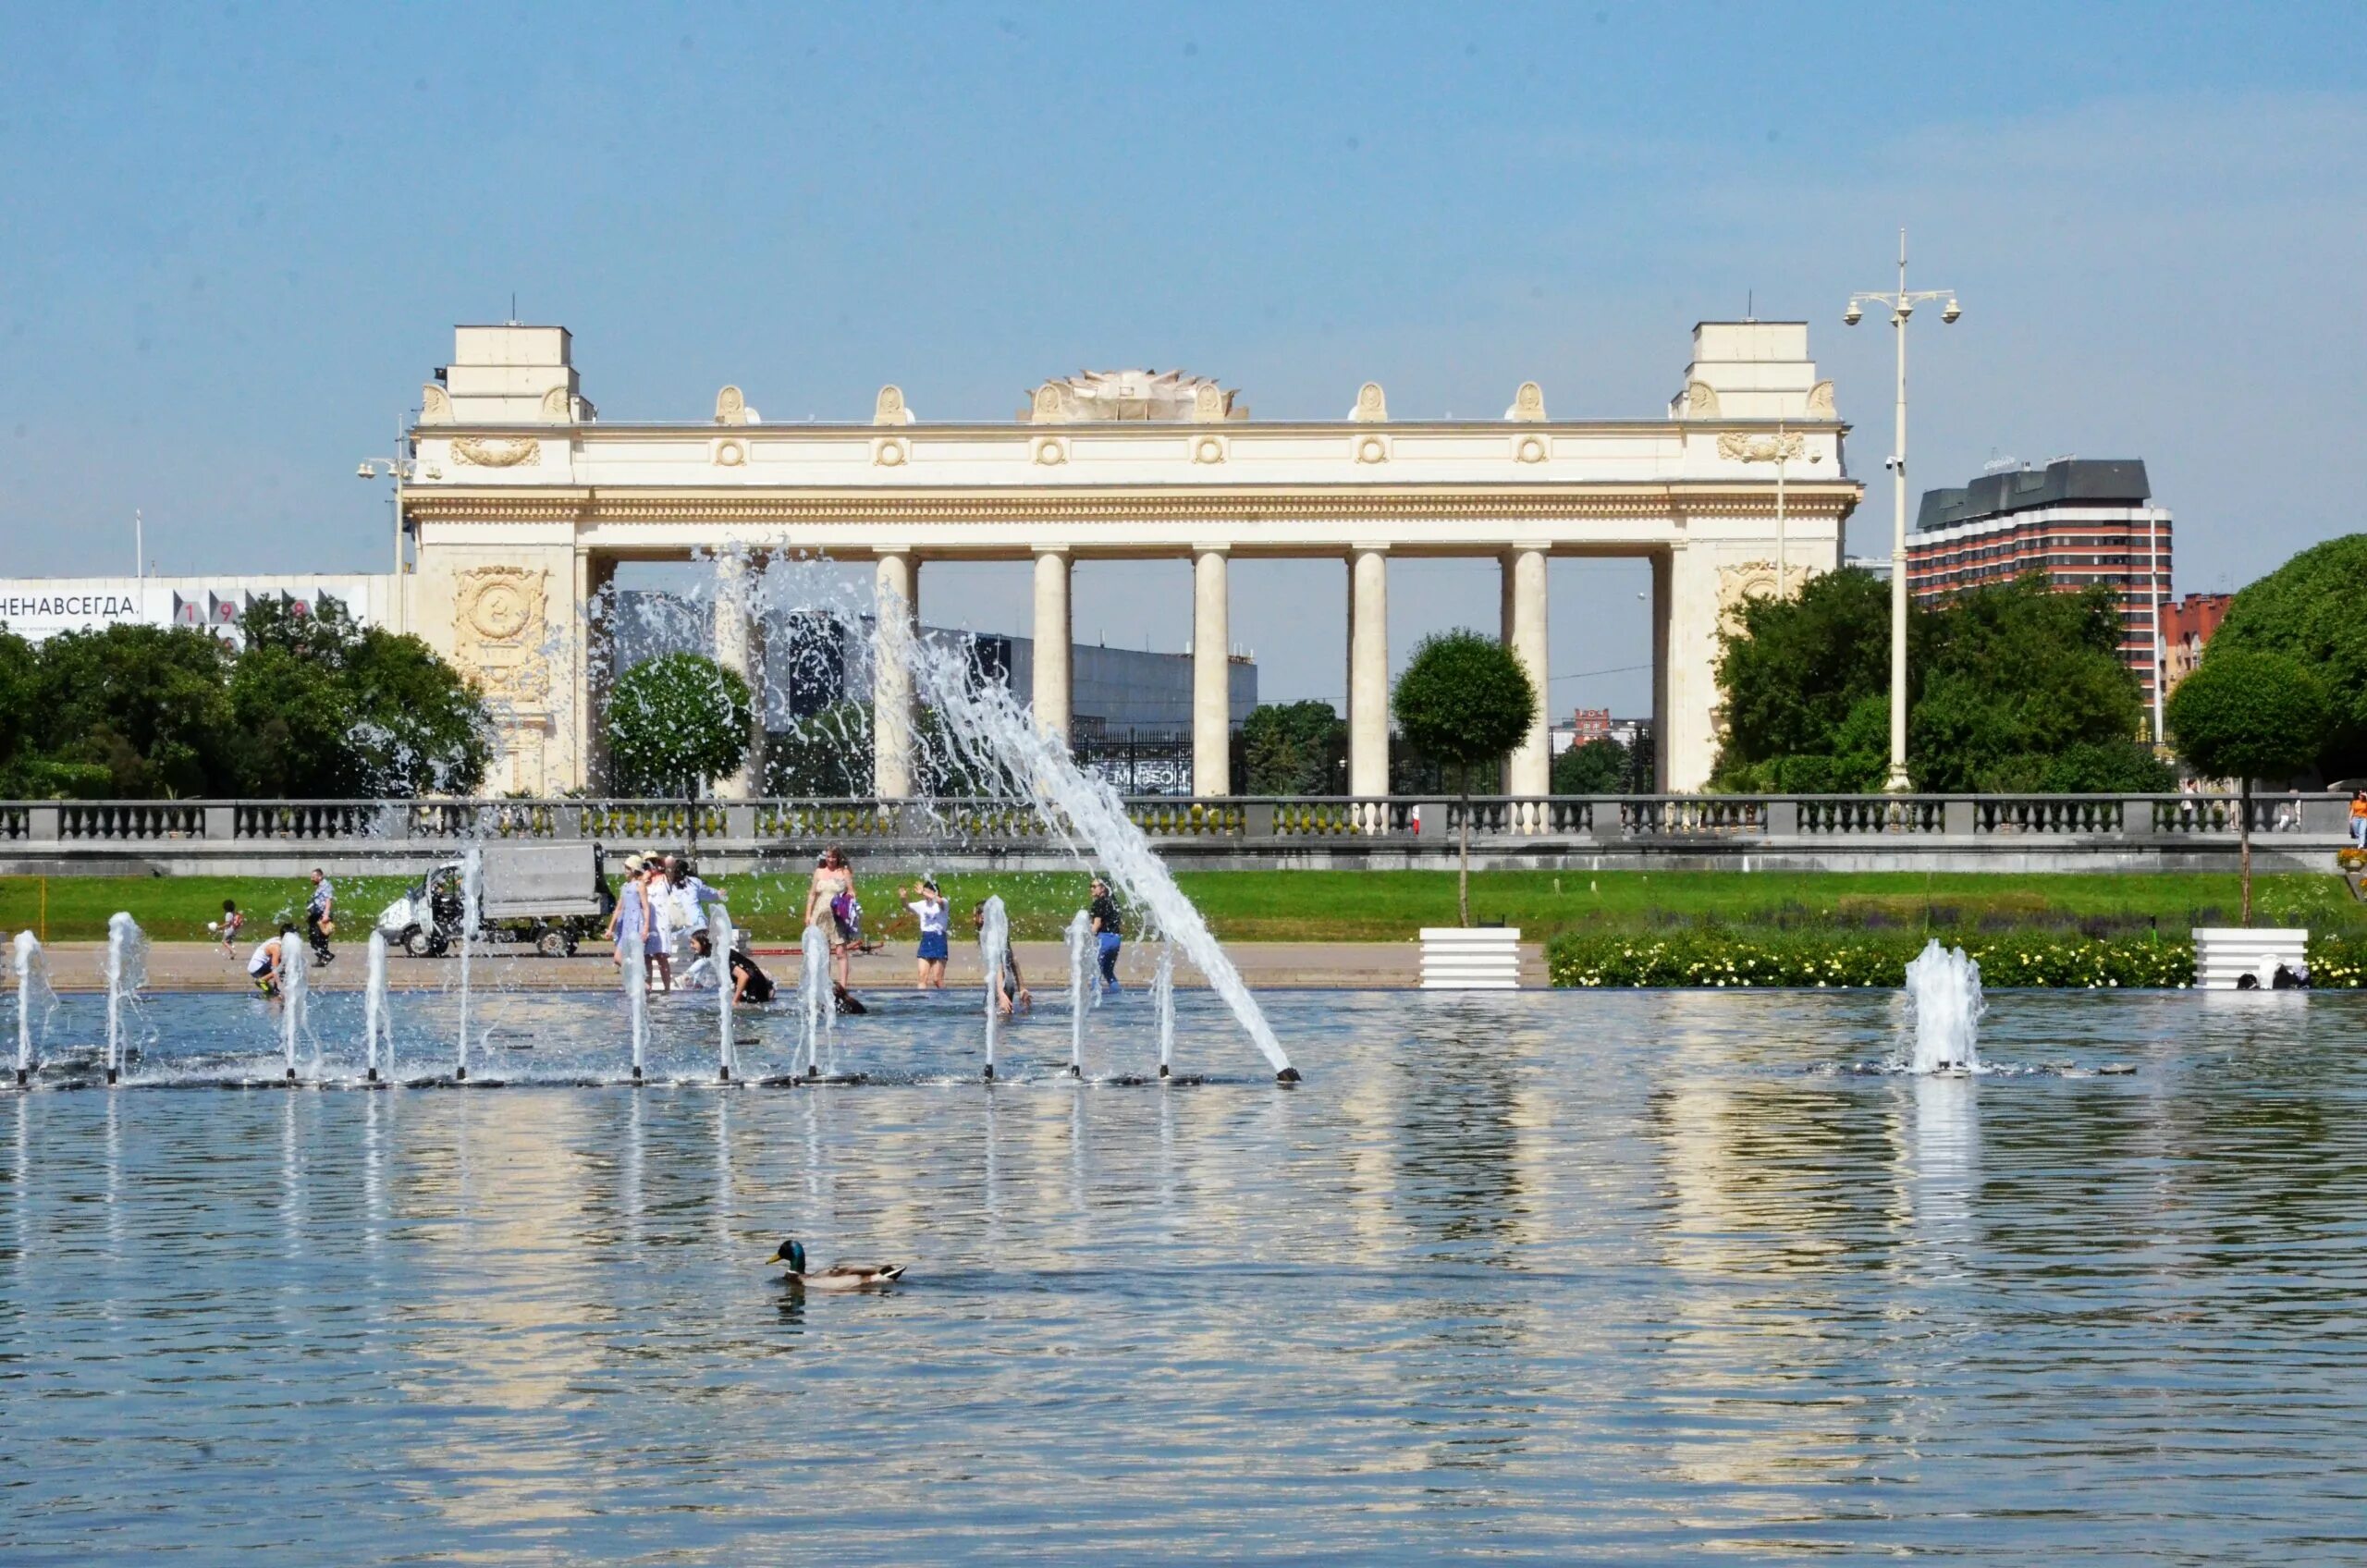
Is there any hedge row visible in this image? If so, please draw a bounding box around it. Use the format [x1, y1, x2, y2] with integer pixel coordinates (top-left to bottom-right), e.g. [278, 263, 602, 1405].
[1546, 929, 2206, 989]
[1547, 928, 2367, 988]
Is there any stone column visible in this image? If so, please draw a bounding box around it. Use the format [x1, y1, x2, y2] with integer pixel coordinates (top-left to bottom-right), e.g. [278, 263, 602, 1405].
[1192, 547, 1231, 798]
[1348, 546, 1390, 797]
[1657, 543, 1723, 793]
[713, 552, 757, 800]
[1031, 548, 1072, 743]
[872, 552, 918, 798]
[583, 553, 617, 794]
[1504, 548, 1551, 799]
[1650, 550, 1672, 791]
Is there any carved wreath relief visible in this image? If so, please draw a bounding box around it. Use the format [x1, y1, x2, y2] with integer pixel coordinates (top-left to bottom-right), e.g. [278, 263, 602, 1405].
[454, 565, 551, 704]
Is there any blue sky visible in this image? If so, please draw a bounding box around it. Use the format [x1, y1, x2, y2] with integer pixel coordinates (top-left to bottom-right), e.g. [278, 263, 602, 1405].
[3, 2, 2361, 714]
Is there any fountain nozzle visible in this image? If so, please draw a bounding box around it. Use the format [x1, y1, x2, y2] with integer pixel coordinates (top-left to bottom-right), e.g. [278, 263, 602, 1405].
[981, 1062, 995, 1081]
[1275, 1067, 1301, 1084]
[632, 1064, 644, 1084]
[106, 1066, 118, 1085]
[366, 1067, 378, 1084]
[719, 1065, 732, 1083]
[455, 1065, 468, 1084]
[1159, 1063, 1171, 1079]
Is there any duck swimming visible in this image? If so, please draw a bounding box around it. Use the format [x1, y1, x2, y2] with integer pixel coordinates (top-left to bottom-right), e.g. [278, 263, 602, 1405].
[769, 1238, 904, 1290]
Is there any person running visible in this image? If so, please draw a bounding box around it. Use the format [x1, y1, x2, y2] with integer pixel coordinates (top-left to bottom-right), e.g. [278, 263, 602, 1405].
[972, 900, 1032, 1015]
[1088, 876, 1122, 994]
[901, 876, 950, 988]
[805, 846, 860, 994]
[247, 927, 292, 998]
[215, 899, 244, 957]
[304, 869, 336, 966]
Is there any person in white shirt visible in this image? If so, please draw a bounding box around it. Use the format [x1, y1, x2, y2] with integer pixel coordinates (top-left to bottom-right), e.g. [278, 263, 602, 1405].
[901, 876, 950, 988]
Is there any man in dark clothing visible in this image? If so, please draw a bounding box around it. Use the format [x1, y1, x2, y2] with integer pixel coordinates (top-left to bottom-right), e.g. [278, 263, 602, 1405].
[1088, 876, 1122, 994]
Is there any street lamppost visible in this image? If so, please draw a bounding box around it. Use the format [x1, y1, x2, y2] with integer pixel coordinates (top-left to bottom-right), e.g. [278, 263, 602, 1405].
[1846, 228, 1961, 793]
[355, 455, 414, 634]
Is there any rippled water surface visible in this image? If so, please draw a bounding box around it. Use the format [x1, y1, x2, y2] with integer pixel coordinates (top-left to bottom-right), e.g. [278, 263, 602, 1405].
[5, 985, 2364, 1563]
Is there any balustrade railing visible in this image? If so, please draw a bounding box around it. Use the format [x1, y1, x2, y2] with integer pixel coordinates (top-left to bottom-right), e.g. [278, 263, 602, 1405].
[0, 794, 2349, 851]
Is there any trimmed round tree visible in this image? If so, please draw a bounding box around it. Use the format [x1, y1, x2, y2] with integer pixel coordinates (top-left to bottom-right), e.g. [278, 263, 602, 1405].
[2165, 648, 2331, 925]
[1392, 631, 1539, 927]
[605, 653, 755, 800]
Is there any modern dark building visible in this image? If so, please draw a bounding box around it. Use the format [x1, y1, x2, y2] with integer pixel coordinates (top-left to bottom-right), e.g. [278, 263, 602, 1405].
[1911, 458, 2174, 704]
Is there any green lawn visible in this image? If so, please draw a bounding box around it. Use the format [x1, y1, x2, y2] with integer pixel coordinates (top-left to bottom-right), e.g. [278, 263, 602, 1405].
[2, 868, 2358, 945]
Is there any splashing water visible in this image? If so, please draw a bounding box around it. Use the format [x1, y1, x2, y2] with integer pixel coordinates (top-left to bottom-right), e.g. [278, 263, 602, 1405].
[800, 922, 832, 1079]
[979, 895, 1009, 1080]
[14, 931, 55, 1084]
[625, 929, 649, 1083]
[455, 841, 482, 1082]
[719, 551, 1296, 1082]
[104, 912, 147, 1085]
[279, 927, 308, 1083]
[1065, 909, 1092, 1078]
[1904, 938, 1984, 1074]
[1153, 940, 1176, 1080]
[712, 902, 737, 1081]
[363, 930, 394, 1083]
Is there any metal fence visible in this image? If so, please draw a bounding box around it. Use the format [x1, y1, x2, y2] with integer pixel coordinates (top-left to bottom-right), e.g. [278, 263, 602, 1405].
[1, 793, 2348, 848]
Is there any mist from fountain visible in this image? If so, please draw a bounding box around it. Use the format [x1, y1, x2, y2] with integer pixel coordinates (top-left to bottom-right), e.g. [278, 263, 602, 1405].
[709, 550, 1295, 1081]
[1905, 938, 1984, 1074]
[1064, 909, 1092, 1078]
[363, 930, 393, 1083]
[103, 912, 147, 1085]
[979, 895, 1009, 1081]
[15, 930, 54, 1084]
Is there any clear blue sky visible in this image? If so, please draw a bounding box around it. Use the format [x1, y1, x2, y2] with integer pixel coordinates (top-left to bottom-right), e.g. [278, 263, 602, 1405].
[3, 2, 2360, 714]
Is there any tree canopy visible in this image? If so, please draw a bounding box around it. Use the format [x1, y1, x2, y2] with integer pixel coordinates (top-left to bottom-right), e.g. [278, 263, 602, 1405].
[2165, 649, 2331, 787]
[1713, 569, 2171, 793]
[606, 652, 755, 795]
[1551, 736, 1632, 795]
[0, 601, 493, 799]
[1392, 631, 1539, 789]
[1241, 700, 1343, 795]
[2203, 533, 2367, 778]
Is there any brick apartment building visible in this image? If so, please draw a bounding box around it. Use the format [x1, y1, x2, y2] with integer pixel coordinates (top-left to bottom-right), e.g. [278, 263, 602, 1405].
[1910, 458, 2175, 704]
[2160, 592, 2232, 700]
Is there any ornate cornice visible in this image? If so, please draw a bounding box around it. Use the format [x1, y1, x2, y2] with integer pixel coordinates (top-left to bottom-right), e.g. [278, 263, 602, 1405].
[403, 483, 1858, 527]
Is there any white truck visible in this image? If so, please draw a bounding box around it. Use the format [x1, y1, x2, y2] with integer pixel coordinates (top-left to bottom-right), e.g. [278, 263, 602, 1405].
[376, 842, 617, 957]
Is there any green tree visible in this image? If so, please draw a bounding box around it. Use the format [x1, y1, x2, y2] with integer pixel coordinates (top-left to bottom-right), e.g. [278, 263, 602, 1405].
[2166, 648, 2332, 925]
[1392, 631, 1539, 926]
[2205, 533, 2367, 778]
[25, 624, 236, 797]
[606, 652, 754, 796]
[1714, 570, 2167, 794]
[227, 600, 491, 796]
[1241, 700, 1343, 795]
[1551, 736, 1629, 794]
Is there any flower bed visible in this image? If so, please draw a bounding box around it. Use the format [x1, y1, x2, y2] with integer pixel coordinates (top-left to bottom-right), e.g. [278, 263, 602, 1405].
[1547, 929, 2197, 989]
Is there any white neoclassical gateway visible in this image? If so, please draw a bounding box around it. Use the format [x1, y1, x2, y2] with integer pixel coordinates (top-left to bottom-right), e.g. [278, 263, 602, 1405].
[398, 322, 1861, 797]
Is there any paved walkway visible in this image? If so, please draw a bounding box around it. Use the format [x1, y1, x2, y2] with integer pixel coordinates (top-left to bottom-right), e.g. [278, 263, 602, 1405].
[32, 940, 1551, 993]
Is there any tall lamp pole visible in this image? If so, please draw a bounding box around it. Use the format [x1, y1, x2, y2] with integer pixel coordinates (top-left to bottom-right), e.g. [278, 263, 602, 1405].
[356, 454, 414, 634]
[1846, 229, 1961, 793]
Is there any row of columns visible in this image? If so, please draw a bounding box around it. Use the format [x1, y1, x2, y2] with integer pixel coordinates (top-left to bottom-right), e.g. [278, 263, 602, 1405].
[708, 545, 1561, 802]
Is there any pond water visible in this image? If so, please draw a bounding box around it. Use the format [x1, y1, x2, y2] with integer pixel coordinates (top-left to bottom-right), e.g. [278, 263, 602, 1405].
[5, 986, 2364, 1563]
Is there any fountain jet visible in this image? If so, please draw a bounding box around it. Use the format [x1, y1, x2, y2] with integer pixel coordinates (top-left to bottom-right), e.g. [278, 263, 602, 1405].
[1905, 938, 1984, 1074]
[104, 912, 147, 1085]
[14, 930, 54, 1085]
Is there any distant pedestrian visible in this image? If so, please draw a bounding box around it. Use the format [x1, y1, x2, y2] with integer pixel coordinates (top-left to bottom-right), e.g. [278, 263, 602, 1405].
[901, 876, 950, 988]
[214, 900, 244, 957]
[1088, 876, 1122, 995]
[304, 870, 336, 966]
[2350, 789, 2367, 850]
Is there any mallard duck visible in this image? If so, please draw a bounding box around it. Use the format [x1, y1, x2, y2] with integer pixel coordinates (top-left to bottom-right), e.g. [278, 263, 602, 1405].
[769, 1238, 904, 1289]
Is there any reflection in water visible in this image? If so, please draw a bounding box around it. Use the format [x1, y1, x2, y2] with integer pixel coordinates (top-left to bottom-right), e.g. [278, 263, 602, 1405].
[5, 988, 2367, 1563]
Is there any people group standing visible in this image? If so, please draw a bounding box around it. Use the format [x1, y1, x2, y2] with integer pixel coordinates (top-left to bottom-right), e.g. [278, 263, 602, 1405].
[604, 854, 670, 993]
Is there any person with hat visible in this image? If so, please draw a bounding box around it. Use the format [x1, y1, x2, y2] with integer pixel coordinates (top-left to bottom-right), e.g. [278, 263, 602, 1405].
[900, 876, 950, 988]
